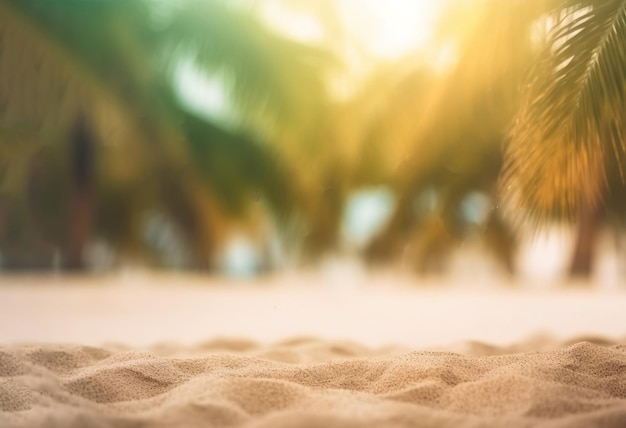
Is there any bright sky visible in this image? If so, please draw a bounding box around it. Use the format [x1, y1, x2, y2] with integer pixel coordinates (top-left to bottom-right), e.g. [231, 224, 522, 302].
[341, 0, 442, 59]
[262, 0, 444, 60]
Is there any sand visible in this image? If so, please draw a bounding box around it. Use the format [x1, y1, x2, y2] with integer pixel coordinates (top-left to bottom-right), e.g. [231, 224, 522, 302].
[1, 337, 626, 427]
[1, 274, 626, 427]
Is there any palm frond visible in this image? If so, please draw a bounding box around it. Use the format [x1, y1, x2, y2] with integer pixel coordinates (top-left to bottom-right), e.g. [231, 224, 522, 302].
[382, 0, 556, 190]
[1, 0, 340, 267]
[177, 108, 295, 215]
[162, 0, 335, 136]
[363, 0, 559, 269]
[0, 0, 147, 154]
[503, 0, 626, 224]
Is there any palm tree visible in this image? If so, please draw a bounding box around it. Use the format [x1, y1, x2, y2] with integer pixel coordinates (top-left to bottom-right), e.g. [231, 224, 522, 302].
[0, 0, 333, 270]
[503, 0, 626, 278]
[364, 0, 557, 276]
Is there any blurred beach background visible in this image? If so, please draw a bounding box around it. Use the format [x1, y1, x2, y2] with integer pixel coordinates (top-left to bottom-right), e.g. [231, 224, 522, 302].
[1, 0, 626, 349]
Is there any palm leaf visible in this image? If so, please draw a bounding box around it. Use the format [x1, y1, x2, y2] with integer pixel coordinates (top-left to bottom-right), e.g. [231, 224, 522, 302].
[176, 107, 296, 215]
[503, 0, 626, 225]
[1, 0, 310, 267]
[162, 0, 335, 137]
[366, 0, 555, 265]
[0, 0, 149, 159]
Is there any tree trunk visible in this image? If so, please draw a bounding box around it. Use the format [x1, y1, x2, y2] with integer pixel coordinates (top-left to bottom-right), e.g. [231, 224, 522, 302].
[364, 191, 415, 264]
[568, 203, 600, 279]
[65, 116, 95, 270]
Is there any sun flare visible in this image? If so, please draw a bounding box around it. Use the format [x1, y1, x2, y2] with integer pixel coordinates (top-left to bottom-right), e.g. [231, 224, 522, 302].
[261, 0, 445, 61]
[350, 0, 442, 59]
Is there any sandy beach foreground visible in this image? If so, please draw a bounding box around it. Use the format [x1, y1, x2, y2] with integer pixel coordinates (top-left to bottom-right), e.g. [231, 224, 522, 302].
[1, 337, 626, 427]
[1, 274, 626, 427]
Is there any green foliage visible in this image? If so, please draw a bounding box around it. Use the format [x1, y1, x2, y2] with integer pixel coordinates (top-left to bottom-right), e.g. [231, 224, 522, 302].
[0, 0, 329, 269]
[163, 0, 335, 134]
[365, 0, 556, 273]
[504, 0, 626, 224]
[179, 108, 294, 215]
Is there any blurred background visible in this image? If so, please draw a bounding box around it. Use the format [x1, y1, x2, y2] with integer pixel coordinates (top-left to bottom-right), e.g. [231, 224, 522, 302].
[1, 0, 626, 287]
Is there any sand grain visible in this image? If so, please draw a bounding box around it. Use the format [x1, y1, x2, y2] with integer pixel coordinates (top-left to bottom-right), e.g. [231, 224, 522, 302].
[1, 339, 626, 427]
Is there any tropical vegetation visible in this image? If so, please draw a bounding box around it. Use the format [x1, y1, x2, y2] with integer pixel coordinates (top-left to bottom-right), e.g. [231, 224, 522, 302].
[503, 0, 626, 277]
[0, 0, 334, 270]
[2, 0, 625, 280]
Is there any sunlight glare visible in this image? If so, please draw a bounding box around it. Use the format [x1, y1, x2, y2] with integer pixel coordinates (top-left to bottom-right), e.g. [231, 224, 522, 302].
[261, 0, 444, 60]
[260, 2, 325, 43]
[350, 0, 441, 59]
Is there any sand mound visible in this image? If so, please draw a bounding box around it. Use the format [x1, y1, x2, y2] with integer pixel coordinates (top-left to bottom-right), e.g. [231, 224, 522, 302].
[2, 338, 626, 427]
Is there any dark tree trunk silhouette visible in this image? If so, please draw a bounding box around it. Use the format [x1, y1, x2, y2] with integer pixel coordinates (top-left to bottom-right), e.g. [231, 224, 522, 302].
[568, 203, 600, 279]
[484, 209, 517, 276]
[66, 116, 95, 270]
[364, 190, 415, 264]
